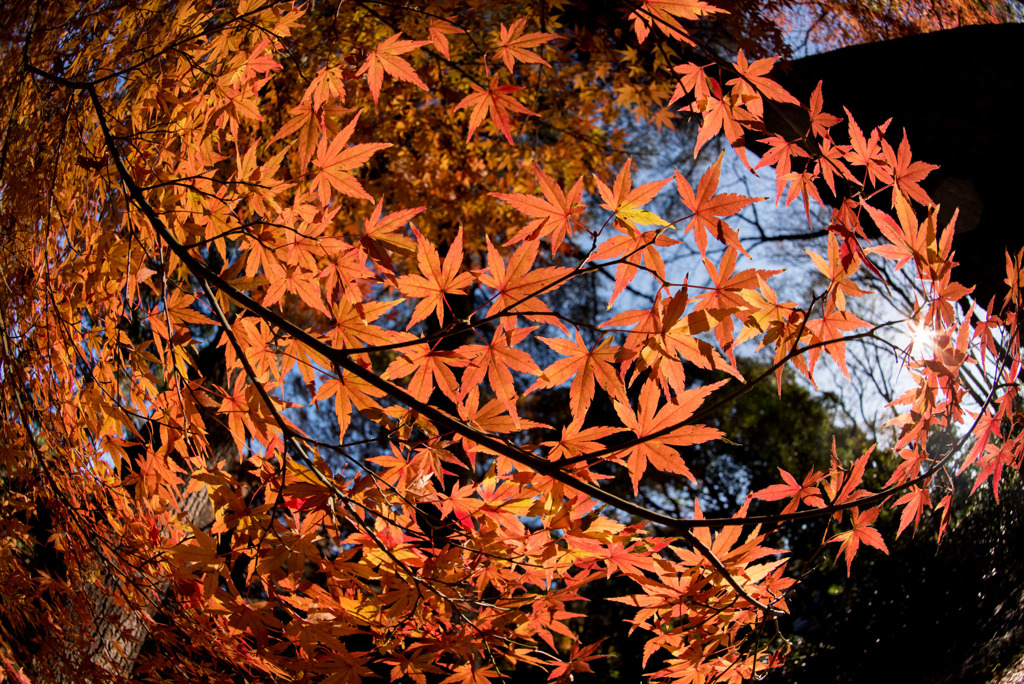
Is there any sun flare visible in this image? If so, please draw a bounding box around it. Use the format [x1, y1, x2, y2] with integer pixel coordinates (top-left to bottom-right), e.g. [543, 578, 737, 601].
[908, 319, 936, 359]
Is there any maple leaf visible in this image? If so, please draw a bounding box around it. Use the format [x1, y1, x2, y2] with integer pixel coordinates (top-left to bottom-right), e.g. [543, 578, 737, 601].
[593, 158, 672, 229]
[829, 507, 888, 575]
[453, 75, 539, 144]
[262, 265, 330, 316]
[527, 333, 628, 426]
[752, 468, 826, 514]
[359, 200, 425, 276]
[458, 326, 540, 428]
[844, 108, 892, 187]
[669, 62, 713, 106]
[813, 137, 857, 197]
[628, 0, 722, 44]
[590, 226, 680, 309]
[542, 424, 623, 463]
[803, 304, 870, 378]
[440, 663, 499, 684]
[269, 93, 349, 169]
[613, 288, 743, 393]
[428, 17, 463, 60]
[971, 441, 1019, 504]
[894, 486, 931, 538]
[457, 386, 549, 463]
[865, 189, 950, 279]
[780, 168, 826, 226]
[736, 275, 797, 347]
[753, 133, 809, 200]
[397, 227, 475, 328]
[476, 237, 572, 331]
[832, 443, 875, 506]
[491, 164, 585, 253]
[313, 370, 388, 436]
[311, 111, 391, 206]
[356, 32, 430, 105]
[495, 17, 558, 73]
[806, 233, 871, 311]
[807, 81, 843, 138]
[696, 247, 782, 362]
[883, 130, 938, 207]
[612, 379, 726, 494]
[548, 639, 604, 681]
[727, 51, 798, 105]
[675, 150, 761, 256]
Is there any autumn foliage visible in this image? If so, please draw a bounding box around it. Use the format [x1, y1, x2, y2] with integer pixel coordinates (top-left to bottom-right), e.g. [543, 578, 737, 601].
[0, 0, 1020, 682]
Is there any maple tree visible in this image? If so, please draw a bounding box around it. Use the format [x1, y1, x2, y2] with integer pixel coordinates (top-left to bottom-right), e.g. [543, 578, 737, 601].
[0, 0, 1021, 682]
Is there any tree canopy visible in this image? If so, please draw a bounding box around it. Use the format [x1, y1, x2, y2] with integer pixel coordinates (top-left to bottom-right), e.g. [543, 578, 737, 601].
[0, 1, 1021, 682]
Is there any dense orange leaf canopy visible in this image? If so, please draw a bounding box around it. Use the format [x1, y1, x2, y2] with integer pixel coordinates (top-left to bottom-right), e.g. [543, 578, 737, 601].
[0, 0, 1020, 682]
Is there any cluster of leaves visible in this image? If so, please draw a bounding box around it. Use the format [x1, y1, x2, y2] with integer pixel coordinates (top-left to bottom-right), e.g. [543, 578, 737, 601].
[0, 0, 1020, 683]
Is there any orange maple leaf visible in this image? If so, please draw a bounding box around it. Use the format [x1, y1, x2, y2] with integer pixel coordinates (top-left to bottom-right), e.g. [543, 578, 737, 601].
[427, 17, 464, 60]
[383, 343, 466, 404]
[727, 51, 799, 106]
[752, 468, 826, 514]
[807, 81, 843, 138]
[594, 158, 672, 229]
[311, 112, 390, 205]
[490, 164, 585, 253]
[458, 327, 540, 429]
[542, 423, 623, 463]
[440, 663, 499, 684]
[476, 237, 571, 330]
[829, 507, 888, 575]
[894, 486, 931, 538]
[883, 130, 938, 207]
[397, 227, 475, 328]
[359, 200, 425, 276]
[495, 17, 558, 73]
[527, 333, 628, 426]
[689, 88, 756, 159]
[803, 304, 869, 378]
[612, 379, 725, 494]
[591, 227, 680, 309]
[675, 151, 761, 256]
[628, 0, 722, 44]
[356, 32, 430, 104]
[753, 133, 809, 200]
[843, 108, 892, 187]
[806, 233, 871, 311]
[668, 62, 714, 106]
[453, 75, 539, 144]
[865, 188, 952, 279]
